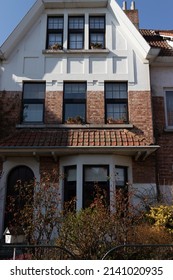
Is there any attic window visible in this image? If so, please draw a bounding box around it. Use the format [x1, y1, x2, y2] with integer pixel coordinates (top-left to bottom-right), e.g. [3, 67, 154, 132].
[68, 16, 84, 49]
[46, 16, 64, 50]
[89, 16, 105, 49]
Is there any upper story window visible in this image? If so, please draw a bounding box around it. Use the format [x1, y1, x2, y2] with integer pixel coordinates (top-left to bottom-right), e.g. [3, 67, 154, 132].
[105, 82, 128, 124]
[63, 82, 86, 123]
[22, 82, 45, 123]
[68, 16, 84, 49]
[165, 90, 173, 127]
[89, 16, 105, 49]
[46, 16, 64, 50]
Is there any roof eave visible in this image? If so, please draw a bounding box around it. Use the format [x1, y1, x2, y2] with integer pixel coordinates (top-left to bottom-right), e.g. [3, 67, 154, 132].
[0, 145, 159, 161]
[43, 0, 108, 9]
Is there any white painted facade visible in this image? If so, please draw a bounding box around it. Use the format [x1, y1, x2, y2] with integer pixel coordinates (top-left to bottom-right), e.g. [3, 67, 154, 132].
[0, 0, 151, 93]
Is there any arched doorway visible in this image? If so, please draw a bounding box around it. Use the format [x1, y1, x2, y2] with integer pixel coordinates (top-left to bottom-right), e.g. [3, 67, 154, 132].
[4, 166, 34, 233]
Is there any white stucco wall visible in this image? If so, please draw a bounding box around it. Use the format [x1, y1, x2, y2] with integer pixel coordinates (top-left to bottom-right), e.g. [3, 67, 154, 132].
[0, 7, 150, 92]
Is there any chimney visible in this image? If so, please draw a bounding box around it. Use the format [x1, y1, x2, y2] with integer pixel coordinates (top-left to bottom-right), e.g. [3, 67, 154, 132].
[122, 1, 139, 29]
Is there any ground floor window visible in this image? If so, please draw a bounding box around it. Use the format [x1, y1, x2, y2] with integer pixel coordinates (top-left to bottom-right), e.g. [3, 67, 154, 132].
[64, 166, 77, 210]
[83, 165, 109, 208]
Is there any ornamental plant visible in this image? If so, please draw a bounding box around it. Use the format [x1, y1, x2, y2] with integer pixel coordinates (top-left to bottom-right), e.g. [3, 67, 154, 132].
[146, 204, 173, 233]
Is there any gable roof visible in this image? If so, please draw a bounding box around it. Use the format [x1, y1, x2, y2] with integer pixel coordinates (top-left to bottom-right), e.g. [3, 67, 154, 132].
[0, 0, 151, 60]
[140, 29, 173, 57]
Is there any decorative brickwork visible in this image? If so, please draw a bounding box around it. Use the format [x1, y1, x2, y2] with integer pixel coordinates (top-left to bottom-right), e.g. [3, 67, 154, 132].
[45, 91, 63, 124]
[87, 91, 105, 124]
[129, 91, 154, 144]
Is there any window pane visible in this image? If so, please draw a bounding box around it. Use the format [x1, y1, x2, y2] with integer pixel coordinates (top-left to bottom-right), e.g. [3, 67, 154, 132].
[107, 104, 127, 121]
[106, 83, 127, 99]
[23, 104, 43, 122]
[66, 167, 77, 181]
[166, 91, 173, 126]
[48, 34, 62, 47]
[90, 33, 104, 46]
[48, 17, 63, 29]
[64, 83, 86, 99]
[85, 167, 108, 182]
[64, 104, 85, 121]
[69, 17, 84, 29]
[69, 34, 83, 49]
[90, 17, 105, 29]
[23, 83, 45, 99]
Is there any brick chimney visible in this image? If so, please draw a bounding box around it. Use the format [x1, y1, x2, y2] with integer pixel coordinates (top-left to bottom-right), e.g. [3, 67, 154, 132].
[122, 1, 139, 29]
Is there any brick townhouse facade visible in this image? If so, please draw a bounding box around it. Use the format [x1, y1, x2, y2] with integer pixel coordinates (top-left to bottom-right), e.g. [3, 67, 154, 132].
[0, 0, 172, 238]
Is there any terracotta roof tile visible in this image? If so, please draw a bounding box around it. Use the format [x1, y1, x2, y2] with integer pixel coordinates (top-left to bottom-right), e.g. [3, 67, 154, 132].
[0, 129, 152, 148]
[140, 29, 173, 56]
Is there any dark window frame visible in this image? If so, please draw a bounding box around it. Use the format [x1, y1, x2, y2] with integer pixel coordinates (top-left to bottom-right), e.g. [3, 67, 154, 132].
[22, 81, 46, 124]
[83, 165, 110, 208]
[63, 82, 87, 123]
[46, 16, 64, 49]
[105, 82, 128, 124]
[89, 15, 105, 49]
[165, 90, 173, 127]
[68, 16, 85, 50]
[64, 165, 77, 210]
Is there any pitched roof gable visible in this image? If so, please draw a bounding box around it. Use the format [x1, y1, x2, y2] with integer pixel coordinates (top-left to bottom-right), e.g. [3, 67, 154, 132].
[0, 0, 151, 60]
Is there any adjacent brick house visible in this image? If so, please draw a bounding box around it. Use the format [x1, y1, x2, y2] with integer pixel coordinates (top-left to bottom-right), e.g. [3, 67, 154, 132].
[0, 0, 166, 237]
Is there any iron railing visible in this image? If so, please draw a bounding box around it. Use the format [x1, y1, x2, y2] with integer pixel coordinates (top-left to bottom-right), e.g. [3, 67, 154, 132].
[102, 244, 173, 260]
[0, 243, 173, 260]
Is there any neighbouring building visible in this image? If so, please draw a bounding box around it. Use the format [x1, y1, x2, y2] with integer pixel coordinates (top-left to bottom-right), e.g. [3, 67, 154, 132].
[1, 0, 171, 238]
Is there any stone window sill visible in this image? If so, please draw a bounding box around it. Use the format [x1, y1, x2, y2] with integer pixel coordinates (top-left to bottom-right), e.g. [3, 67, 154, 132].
[42, 49, 110, 55]
[16, 123, 133, 129]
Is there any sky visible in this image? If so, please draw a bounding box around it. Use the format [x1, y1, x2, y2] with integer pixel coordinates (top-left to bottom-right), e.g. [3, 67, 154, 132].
[0, 0, 173, 46]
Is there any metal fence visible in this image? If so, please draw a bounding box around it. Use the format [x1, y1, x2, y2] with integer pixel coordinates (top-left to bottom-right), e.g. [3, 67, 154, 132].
[0, 243, 173, 260]
[102, 244, 173, 260]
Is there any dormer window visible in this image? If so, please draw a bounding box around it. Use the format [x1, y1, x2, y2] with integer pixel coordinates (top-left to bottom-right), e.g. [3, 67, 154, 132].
[68, 16, 84, 49]
[46, 16, 64, 50]
[89, 16, 105, 49]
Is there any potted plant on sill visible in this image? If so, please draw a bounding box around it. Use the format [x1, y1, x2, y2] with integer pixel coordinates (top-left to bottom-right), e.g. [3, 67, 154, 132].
[90, 42, 103, 49]
[48, 43, 63, 51]
[66, 116, 83, 124]
[107, 117, 127, 124]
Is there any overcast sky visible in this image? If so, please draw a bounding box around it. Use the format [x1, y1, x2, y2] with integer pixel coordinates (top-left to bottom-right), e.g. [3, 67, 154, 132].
[0, 0, 173, 46]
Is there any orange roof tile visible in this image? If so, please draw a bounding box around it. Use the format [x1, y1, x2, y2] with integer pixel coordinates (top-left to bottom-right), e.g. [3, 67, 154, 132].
[0, 129, 151, 148]
[140, 29, 173, 56]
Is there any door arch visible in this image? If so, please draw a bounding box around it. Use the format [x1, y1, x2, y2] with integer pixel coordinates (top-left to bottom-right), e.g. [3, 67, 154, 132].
[4, 165, 34, 232]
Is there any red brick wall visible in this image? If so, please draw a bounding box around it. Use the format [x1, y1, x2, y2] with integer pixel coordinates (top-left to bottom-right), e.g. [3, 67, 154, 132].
[132, 155, 156, 183]
[45, 91, 63, 124]
[87, 91, 105, 124]
[124, 10, 139, 29]
[39, 157, 59, 180]
[129, 91, 154, 144]
[152, 96, 173, 184]
[0, 91, 22, 139]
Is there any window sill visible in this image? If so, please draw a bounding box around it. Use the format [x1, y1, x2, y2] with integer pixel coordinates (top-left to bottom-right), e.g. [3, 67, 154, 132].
[42, 49, 110, 55]
[164, 128, 173, 132]
[16, 123, 133, 129]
